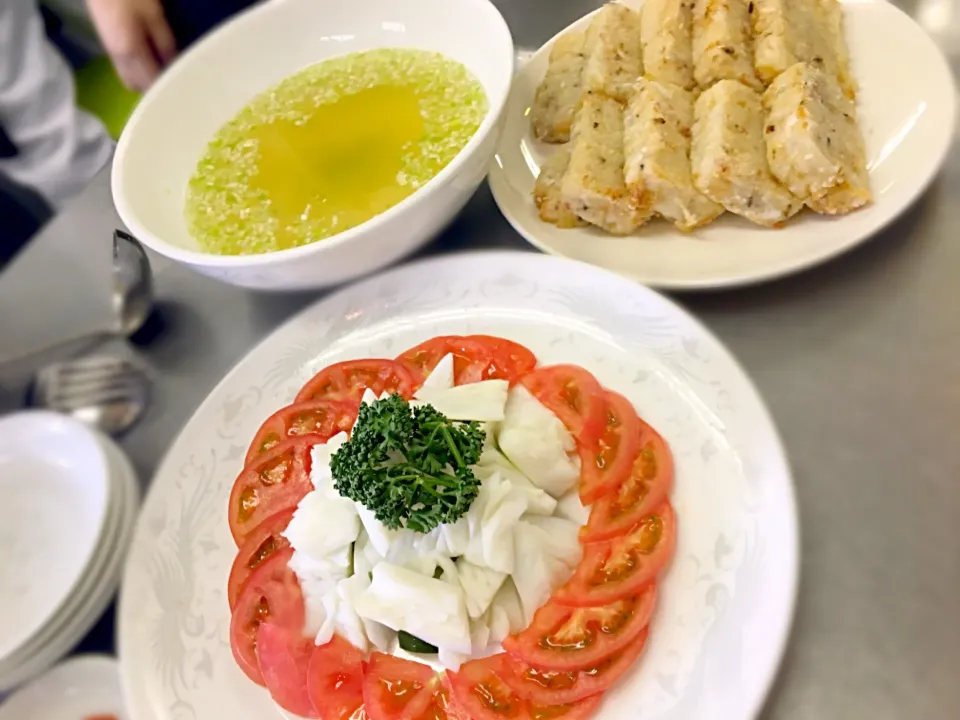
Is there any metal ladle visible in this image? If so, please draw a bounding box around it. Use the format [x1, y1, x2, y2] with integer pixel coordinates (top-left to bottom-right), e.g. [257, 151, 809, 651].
[1, 230, 155, 368]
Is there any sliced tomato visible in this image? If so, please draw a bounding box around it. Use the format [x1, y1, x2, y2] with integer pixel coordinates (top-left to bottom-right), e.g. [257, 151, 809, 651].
[501, 627, 649, 704]
[397, 336, 492, 386]
[307, 635, 365, 720]
[448, 654, 603, 720]
[501, 586, 656, 671]
[295, 359, 417, 404]
[577, 391, 641, 505]
[460, 336, 537, 385]
[556, 503, 675, 607]
[397, 335, 538, 387]
[227, 508, 294, 608]
[520, 366, 606, 447]
[408, 674, 470, 720]
[580, 422, 674, 543]
[256, 622, 319, 718]
[363, 652, 436, 720]
[230, 547, 304, 686]
[228, 436, 315, 546]
[245, 399, 357, 465]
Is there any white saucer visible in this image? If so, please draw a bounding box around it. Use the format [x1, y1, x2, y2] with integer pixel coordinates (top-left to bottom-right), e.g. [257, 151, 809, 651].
[0, 654, 128, 720]
[0, 412, 110, 664]
[0, 430, 140, 692]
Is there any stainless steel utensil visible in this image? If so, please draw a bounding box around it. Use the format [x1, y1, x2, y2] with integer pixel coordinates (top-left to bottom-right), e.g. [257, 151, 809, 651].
[29, 355, 150, 436]
[0, 230, 155, 368]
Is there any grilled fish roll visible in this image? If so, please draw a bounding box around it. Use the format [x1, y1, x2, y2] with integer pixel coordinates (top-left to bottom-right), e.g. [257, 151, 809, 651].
[531, 32, 587, 143]
[752, 0, 857, 98]
[641, 0, 695, 90]
[561, 92, 653, 234]
[582, 3, 643, 103]
[624, 79, 723, 231]
[762, 62, 870, 213]
[692, 0, 763, 91]
[691, 79, 801, 226]
[534, 147, 586, 227]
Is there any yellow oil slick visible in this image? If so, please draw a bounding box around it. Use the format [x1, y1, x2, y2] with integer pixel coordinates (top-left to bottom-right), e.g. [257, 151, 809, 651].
[186, 49, 487, 255]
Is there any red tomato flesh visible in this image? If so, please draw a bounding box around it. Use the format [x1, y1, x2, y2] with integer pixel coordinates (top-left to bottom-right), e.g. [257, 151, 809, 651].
[363, 652, 437, 720]
[295, 359, 416, 404]
[556, 503, 675, 607]
[577, 391, 641, 505]
[580, 422, 674, 543]
[448, 654, 603, 720]
[256, 622, 319, 718]
[520, 366, 606, 447]
[228, 436, 315, 546]
[227, 508, 294, 609]
[245, 399, 357, 466]
[502, 586, 656, 672]
[307, 635, 365, 720]
[229, 547, 304, 686]
[501, 627, 649, 704]
[459, 336, 538, 385]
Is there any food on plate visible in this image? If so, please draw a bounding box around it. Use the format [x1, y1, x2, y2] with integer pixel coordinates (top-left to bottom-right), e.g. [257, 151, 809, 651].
[307, 635, 364, 720]
[581, 420, 674, 543]
[561, 92, 653, 234]
[230, 547, 304, 685]
[226, 334, 676, 718]
[450, 654, 604, 720]
[556, 503, 676, 606]
[228, 436, 315, 545]
[227, 507, 294, 608]
[531, 32, 588, 143]
[528, 0, 867, 236]
[751, 0, 857, 98]
[624, 79, 725, 231]
[762, 62, 871, 214]
[582, 3, 643, 104]
[296, 359, 418, 404]
[397, 335, 537, 386]
[185, 48, 487, 256]
[641, 0, 695, 90]
[331, 394, 485, 532]
[691, 80, 802, 226]
[256, 622, 318, 717]
[501, 626, 649, 704]
[244, 398, 357, 466]
[691, 0, 763, 91]
[503, 585, 656, 672]
[534, 147, 585, 228]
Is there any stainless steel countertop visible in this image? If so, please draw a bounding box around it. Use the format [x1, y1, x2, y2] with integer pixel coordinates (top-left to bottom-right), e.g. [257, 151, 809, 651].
[1, 0, 958, 716]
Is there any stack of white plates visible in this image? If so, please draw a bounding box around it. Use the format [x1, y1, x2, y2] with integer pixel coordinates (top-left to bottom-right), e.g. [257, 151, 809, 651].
[0, 411, 140, 693]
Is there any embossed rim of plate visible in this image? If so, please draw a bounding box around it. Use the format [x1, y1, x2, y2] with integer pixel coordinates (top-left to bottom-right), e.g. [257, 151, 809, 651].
[118, 251, 799, 720]
[489, 0, 958, 290]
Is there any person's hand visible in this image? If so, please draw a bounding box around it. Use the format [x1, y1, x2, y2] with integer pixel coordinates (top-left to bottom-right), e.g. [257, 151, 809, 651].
[86, 0, 177, 92]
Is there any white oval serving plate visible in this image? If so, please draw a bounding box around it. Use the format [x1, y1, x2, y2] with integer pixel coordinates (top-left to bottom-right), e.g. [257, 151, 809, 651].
[118, 252, 797, 719]
[488, 0, 958, 290]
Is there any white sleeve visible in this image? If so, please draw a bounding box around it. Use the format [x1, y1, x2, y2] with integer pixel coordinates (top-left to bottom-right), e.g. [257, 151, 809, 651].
[0, 0, 112, 208]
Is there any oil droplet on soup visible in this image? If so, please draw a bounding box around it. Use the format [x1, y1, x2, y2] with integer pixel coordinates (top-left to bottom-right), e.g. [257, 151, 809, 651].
[185, 48, 488, 255]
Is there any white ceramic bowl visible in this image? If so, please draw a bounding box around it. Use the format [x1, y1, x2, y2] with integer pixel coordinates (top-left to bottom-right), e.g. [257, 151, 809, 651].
[112, 0, 514, 291]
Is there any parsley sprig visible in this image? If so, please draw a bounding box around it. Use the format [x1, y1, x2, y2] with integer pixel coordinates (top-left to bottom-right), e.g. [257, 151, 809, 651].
[331, 395, 485, 533]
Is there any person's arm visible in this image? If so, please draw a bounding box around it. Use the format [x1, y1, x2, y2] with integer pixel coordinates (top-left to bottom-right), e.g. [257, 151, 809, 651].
[85, 0, 177, 91]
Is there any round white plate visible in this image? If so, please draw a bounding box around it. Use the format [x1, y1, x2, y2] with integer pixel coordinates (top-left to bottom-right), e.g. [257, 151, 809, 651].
[0, 412, 110, 663]
[0, 432, 140, 693]
[489, 0, 958, 290]
[0, 654, 128, 720]
[119, 252, 797, 720]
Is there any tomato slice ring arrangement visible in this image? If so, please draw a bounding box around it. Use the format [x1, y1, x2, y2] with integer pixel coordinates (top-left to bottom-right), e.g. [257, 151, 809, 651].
[226, 335, 677, 719]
